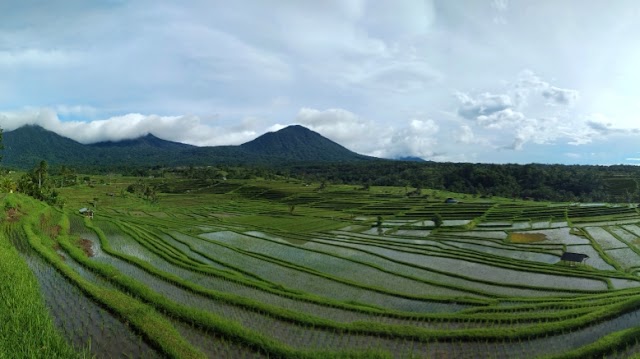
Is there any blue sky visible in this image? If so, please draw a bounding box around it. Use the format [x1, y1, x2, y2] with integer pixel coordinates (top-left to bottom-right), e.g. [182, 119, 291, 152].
[2, 0, 640, 164]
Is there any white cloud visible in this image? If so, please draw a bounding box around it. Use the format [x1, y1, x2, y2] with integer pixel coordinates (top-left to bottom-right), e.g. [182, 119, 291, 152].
[54, 105, 99, 117]
[491, 0, 509, 24]
[342, 58, 442, 93]
[0, 48, 82, 68]
[456, 92, 513, 120]
[542, 86, 580, 106]
[410, 118, 439, 133]
[455, 71, 589, 151]
[516, 70, 580, 106]
[0, 108, 263, 146]
[295, 107, 371, 145]
[477, 108, 525, 129]
[456, 125, 475, 144]
[293, 107, 439, 159]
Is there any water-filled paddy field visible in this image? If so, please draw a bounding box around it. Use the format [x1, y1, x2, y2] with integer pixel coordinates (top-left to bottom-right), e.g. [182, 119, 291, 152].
[5, 179, 640, 358]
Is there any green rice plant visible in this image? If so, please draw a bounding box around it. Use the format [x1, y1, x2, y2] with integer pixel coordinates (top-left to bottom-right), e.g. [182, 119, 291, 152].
[200, 230, 482, 299]
[24, 221, 207, 359]
[25, 248, 159, 358]
[0, 229, 87, 358]
[272, 233, 594, 298]
[311, 235, 609, 292]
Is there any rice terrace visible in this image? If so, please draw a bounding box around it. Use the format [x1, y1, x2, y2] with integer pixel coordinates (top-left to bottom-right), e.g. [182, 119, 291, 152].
[6, 173, 640, 358]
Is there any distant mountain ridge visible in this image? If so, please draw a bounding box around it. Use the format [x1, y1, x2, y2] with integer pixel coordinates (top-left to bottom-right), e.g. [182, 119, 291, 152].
[1, 124, 374, 169]
[90, 133, 194, 150]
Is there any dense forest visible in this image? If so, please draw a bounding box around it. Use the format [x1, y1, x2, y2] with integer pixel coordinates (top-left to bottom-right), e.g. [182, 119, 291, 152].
[283, 162, 638, 203]
[296, 162, 640, 202]
[137, 161, 638, 204]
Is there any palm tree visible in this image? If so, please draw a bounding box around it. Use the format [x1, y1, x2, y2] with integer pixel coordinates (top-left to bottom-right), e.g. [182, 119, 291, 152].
[34, 160, 48, 190]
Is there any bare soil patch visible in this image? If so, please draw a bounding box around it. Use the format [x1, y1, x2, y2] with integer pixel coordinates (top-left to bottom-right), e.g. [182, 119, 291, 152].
[6, 208, 20, 222]
[509, 232, 547, 243]
[78, 238, 95, 257]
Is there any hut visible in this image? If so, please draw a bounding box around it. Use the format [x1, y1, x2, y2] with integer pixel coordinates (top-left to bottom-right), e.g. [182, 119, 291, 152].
[79, 207, 94, 219]
[444, 198, 458, 204]
[560, 252, 589, 265]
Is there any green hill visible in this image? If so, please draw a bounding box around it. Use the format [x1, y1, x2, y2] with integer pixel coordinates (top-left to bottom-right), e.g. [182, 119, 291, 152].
[0, 124, 372, 170]
[241, 125, 372, 162]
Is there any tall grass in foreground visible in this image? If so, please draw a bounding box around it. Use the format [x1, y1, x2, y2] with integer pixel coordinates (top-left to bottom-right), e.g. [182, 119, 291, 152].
[0, 229, 86, 358]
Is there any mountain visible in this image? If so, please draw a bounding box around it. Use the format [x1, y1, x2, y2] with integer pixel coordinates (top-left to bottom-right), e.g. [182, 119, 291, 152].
[0, 124, 375, 170]
[395, 156, 427, 162]
[2, 125, 90, 168]
[241, 125, 372, 162]
[90, 133, 194, 150]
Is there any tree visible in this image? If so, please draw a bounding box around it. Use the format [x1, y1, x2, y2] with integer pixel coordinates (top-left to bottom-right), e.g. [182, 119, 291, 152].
[0, 177, 16, 193]
[144, 185, 157, 203]
[34, 160, 48, 190]
[317, 180, 327, 191]
[57, 165, 76, 187]
[17, 161, 60, 206]
[432, 213, 443, 228]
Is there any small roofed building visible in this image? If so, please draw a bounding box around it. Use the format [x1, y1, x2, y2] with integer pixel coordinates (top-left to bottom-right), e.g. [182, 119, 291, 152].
[444, 198, 458, 204]
[560, 252, 589, 265]
[79, 207, 94, 219]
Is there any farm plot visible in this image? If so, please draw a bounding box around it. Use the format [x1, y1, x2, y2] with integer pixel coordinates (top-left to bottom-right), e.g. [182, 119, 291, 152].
[440, 234, 563, 253]
[565, 244, 616, 271]
[454, 230, 508, 240]
[621, 225, 640, 244]
[439, 240, 559, 264]
[25, 253, 160, 358]
[13, 180, 640, 359]
[250, 232, 571, 298]
[359, 248, 608, 291]
[333, 230, 440, 246]
[156, 235, 469, 322]
[569, 205, 640, 226]
[393, 229, 432, 237]
[584, 227, 628, 249]
[608, 226, 640, 244]
[605, 248, 640, 271]
[512, 228, 591, 245]
[200, 230, 478, 299]
[300, 238, 605, 294]
[80, 230, 445, 355]
[183, 231, 460, 312]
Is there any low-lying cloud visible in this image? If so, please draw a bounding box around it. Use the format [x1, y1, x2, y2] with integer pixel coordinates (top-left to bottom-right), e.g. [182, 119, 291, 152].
[289, 107, 440, 159]
[0, 107, 443, 160]
[0, 108, 261, 146]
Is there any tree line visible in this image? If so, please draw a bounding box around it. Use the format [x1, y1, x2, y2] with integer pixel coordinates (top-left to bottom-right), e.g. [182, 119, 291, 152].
[282, 161, 637, 203]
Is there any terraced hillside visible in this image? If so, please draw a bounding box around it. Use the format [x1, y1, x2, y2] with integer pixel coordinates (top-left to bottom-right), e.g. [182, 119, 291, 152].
[5, 179, 640, 358]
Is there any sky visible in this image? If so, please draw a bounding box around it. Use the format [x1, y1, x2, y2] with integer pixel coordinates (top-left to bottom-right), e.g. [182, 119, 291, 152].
[2, 0, 640, 164]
